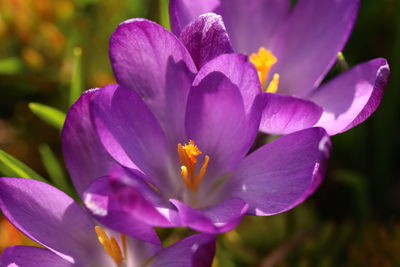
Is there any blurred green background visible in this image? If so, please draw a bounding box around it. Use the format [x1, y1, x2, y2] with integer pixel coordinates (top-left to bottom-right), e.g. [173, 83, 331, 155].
[0, 0, 399, 266]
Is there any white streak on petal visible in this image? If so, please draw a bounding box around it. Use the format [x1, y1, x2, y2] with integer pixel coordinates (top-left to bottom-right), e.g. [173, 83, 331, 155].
[84, 193, 108, 216]
[312, 162, 320, 176]
[254, 208, 268, 216]
[241, 184, 247, 192]
[191, 243, 199, 253]
[318, 135, 330, 157]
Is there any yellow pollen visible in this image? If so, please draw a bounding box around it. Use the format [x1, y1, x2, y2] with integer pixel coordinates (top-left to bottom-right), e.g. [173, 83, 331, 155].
[266, 73, 280, 93]
[95, 226, 125, 267]
[177, 140, 210, 192]
[249, 47, 280, 92]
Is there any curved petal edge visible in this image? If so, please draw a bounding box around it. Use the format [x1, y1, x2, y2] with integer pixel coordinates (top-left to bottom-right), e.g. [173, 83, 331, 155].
[310, 58, 390, 135]
[228, 127, 331, 216]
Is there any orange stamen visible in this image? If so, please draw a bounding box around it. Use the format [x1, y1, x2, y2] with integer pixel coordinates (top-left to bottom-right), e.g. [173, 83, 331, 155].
[95, 226, 125, 267]
[194, 155, 210, 191]
[177, 140, 210, 192]
[120, 234, 127, 257]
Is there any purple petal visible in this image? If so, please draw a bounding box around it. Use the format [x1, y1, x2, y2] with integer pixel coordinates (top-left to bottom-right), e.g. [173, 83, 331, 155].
[151, 234, 216, 267]
[193, 53, 261, 115]
[0, 178, 105, 265]
[179, 13, 233, 69]
[90, 84, 171, 190]
[170, 198, 247, 233]
[228, 127, 331, 215]
[309, 58, 390, 135]
[83, 176, 162, 245]
[270, 0, 360, 96]
[1, 246, 73, 267]
[186, 72, 266, 177]
[215, 0, 290, 53]
[259, 93, 323, 135]
[109, 18, 196, 144]
[169, 0, 220, 35]
[62, 88, 115, 196]
[125, 237, 161, 267]
[85, 165, 180, 229]
[170, 0, 290, 54]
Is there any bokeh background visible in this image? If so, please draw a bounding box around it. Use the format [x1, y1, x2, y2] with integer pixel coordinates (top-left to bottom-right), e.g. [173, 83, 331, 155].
[0, 0, 399, 266]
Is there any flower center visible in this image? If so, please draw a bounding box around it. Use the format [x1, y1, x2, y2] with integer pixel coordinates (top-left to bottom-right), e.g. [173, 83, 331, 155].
[249, 47, 280, 93]
[95, 226, 127, 267]
[177, 140, 210, 192]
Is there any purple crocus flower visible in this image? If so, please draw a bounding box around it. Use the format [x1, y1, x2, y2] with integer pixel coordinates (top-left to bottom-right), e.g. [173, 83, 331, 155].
[62, 18, 332, 235]
[169, 0, 390, 135]
[0, 178, 216, 267]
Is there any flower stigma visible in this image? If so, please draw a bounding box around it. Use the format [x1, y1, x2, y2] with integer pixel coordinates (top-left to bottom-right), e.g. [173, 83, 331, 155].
[95, 226, 127, 267]
[249, 47, 280, 93]
[177, 140, 210, 192]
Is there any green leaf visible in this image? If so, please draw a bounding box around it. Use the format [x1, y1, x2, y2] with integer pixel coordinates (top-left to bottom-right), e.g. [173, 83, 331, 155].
[0, 150, 47, 182]
[29, 102, 66, 130]
[159, 0, 170, 30]
[0, 57, 23, 74]
[39, 144, 73, 195]
[69, 47, 83, 106]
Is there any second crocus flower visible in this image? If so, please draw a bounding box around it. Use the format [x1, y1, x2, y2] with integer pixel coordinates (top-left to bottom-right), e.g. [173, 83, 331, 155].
[169, 0, 390, 135]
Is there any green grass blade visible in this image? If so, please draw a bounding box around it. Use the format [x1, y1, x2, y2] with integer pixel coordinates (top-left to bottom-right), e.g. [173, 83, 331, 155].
[39, 143, 73, 195]
[159, 0, 170, 30]
[0, 150, 47, 182]
[29, 102, 66, 131]
[69, 47, 83, 106]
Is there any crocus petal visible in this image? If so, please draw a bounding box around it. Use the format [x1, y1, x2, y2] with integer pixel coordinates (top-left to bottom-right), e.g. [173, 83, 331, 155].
[62, 88, 115, 196]
[186, 72, 266, 177]
[150, 234, 216, 267]
[179, 13, 233, 69]
[309, 58, 390, 135]
[270, 0, 360, 96]
[109, 18, 196, 144]
[169, 0, 220, 35]
[170, 0, 290, 54]
[1, 246, 73, 267]
[170, 198, 247, 233]
[83, 176, 162, 245]
[259, 93, 323, 135]
[214, 0, 291, 53]
[228, 127, 331, 215]
[193, 53, 261, 114]
[90, 84, 171, 190]
[86, 164, 180, 229]
[0, 178, 106, 266]
[125, 237, 161, 267]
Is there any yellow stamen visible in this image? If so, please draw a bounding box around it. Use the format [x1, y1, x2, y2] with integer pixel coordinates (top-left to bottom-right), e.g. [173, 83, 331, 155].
[249, 47, 280, 92]
[266, 73, 280, 93]
[95, 226, 125, 267]
[177, 140, 210, 192]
